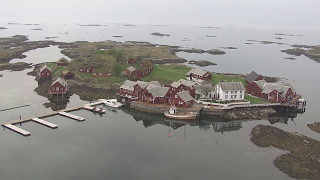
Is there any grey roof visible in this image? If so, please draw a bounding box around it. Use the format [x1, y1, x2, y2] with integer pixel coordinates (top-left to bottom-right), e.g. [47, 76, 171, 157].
[261, 83, 291, 96]
[57, 57, 68, 63]
[246, 71, 261, 84]
[39, 65, 52, 72]
[177, 91, 194, 102]
[127, 66, 136, 72]
[194, 84, 214, 92]
[186, 69, 208, 76]
[216, 82, 245, 91]
[147, 86, 170, 98]
[254, 79, 267, 89]
[171, 79, 196, 88]
[52, 78, 67, 87]
[137, 81, 161, 89]
[120, 80, 137, 91]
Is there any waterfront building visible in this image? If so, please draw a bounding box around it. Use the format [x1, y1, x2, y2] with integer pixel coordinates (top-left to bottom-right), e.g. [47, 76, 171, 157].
[215, 82, 245, 101]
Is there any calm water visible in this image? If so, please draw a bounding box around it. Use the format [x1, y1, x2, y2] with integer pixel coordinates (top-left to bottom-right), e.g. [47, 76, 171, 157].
[1, 22, 320, 180]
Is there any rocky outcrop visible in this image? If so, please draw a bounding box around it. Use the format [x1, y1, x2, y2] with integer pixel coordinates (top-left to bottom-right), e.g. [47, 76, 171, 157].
[188, 60, 217, 67]
[150, 58, 187, 64]
[206, 49, 226, 55]
[308, 122, 320, 133]
[0, 62, 32, 71]
[151, 32, 170, 36]
[251, 125, 320, 180]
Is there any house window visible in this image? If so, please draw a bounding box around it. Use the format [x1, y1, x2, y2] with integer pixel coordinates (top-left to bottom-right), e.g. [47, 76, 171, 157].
[225, 91, 228, 94]
[52, 87, 55, 91]
[175, 95, 178, 98]
[240, 91, 242, 94]
[225, 95, 228, 99]
[240, 94, 243, 99]
[231, 91, 233, 94]
[234, 95, 237, 99]
[56, 87, 59, 91]
[61, 88, 64, 91]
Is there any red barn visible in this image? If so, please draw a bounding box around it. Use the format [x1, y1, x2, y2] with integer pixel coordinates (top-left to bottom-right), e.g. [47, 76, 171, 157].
[79, 66, 94, 73]
[56, 57, 69, 66]
[48, 78, 68, 95]
[171, 79, 196, 98]
[118, 80, 137, 97]
[61, 70, 74, 80]
[247, 80, 266, 97]
[186, 69, 212, 82]
[133, 81, 160, 100]
[261, 83, 296, 103]
[246, 71, 263, 89]
[170, 91, 194, 107]
[122, 66, 136, 77]
[127, 58, 136, 64]
[37, 65, 52, 79]
[142, 85, 171, 104]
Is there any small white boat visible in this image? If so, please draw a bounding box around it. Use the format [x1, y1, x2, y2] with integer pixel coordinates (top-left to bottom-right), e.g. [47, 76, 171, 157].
[103, 99, 123, 108]
[164, 106, 197, 120]
[83, 106, 106, 114]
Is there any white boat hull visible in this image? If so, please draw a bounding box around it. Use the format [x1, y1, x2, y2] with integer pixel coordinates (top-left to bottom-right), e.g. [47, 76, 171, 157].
[164, 112, 197, 120]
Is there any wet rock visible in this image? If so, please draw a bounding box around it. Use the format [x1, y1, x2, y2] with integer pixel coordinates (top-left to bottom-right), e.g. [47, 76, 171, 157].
[0, 27, 7, 30]
[151, 32, 170, 36]
[251, 125, 320, 179]
[150, 58, 186, 64]
[188, 60, 217, 67]
[206, 49, 226, 55]
[0, 62, 32, 71]
[308, 122, 320, 133]
[220, 47, 237, 50]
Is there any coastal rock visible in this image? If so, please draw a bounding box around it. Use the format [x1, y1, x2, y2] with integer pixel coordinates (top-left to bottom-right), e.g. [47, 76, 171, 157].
[175, 48, 206, 54]
[0, 27, 7, 30]
[220, 47, 237, 50]
[281, 46, 320, 63]
[251, 125, 320, 179]
[151, 32, 170, 37]
[307, 122, 320, 133]
[206, 49, 226, 55]
[150, 58, 186, 64]
[188, 60, 217, 67]
[0, 62, 32, 71]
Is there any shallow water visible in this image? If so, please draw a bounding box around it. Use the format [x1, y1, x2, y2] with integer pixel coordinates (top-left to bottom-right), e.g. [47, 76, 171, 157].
[1, 22, 320, 179]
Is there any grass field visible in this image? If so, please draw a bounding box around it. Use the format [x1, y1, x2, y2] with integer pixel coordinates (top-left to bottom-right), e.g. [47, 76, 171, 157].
[142, 64, 191, 84]
[211, 73, 245, 85]
[244, 94, 267, 104]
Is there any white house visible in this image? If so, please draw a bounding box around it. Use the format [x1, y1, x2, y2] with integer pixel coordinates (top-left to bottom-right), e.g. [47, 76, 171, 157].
[215, 82, 245, 101]
[194, 84, 215, 100]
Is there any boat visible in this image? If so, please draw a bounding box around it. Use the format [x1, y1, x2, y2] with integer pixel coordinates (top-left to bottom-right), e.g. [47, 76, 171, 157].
[103, 99, 123, 108]
[164, 106, 197, 120]
[83, 105, 106, 114]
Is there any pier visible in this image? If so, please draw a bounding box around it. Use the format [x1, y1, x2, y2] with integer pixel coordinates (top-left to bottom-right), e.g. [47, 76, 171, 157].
[1, 100, 107, 136]
[32, 118, 58, 129]
[58, 112, 85, 121]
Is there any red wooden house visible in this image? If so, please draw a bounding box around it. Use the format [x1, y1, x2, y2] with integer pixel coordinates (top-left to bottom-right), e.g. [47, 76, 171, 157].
[122, 66, 136, 77]
[170, 91, 194, 107]
[79, 66, 94, 73]
[142, 85, 171, 104]
[48, 78, 68, 95]
[261, 83, 296, 103]
[56, 57, 69, 66]
[37, 65, 52, 79]
[127, 58, 136, 64]
[247, 80, 266, 97]
[61, 70, 74, 80]
[133, 81, 161, 100]
[170, 79, 196, 98]
[186, 69, 212, 82]
[246, 71, 264, 93]
[118, 80, 137, 97]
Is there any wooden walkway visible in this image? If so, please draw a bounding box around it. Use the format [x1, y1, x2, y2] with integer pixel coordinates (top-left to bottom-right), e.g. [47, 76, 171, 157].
[58, 112, 85, 121]
[32, 118, 58, 129]
[1, 100, 106, 136]
[206, 103, 281, 110]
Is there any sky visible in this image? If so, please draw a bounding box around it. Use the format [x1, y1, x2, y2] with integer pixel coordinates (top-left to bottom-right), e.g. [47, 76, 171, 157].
[1, 0, 320, 30]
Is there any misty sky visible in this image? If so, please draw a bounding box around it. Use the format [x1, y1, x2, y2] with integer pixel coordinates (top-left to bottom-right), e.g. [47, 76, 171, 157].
[1, 0, 320, 30]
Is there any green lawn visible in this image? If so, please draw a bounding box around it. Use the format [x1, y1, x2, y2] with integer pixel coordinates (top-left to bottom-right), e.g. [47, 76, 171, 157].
[245, 94, 268, 104]
[211, 73, 245, 85]
[142, 64, 191, 84]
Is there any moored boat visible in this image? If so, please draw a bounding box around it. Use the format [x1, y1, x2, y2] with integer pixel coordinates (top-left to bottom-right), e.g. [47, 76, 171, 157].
[164, 106, 197, 120]
[103, 99, 124, 108]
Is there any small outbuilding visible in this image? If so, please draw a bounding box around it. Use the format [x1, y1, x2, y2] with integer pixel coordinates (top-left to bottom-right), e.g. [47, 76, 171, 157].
[61, 70, 74, 80]
[122, 66, 136, 77]
[56, 57, 69, 66]
[186, 69, 212, 82]
[171, 91, 194, 107]
[37, 65, 52, 79]
[127, 58, 136, 64]
[48, 78, 69, 96]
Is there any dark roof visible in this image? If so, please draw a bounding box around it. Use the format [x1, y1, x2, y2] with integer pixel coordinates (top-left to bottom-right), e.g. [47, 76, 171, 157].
[61, 70, 74, 76]
[246, 71, 261, 84]
[57, 57, 68, 63]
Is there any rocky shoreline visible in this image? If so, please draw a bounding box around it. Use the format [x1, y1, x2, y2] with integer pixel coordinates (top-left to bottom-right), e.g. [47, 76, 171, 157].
[281, 45, 320, 63]
[251, 125, 320, 179]
[307, 122, 320, 133]
[0, 62, 32, 71]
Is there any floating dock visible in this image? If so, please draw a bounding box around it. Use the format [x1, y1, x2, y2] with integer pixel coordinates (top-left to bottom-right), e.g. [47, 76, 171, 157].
[58, 112, 85, 121]
[2, 100, 107, 136]
[2, 124, 31, 136]
[32, 118, 58, 129]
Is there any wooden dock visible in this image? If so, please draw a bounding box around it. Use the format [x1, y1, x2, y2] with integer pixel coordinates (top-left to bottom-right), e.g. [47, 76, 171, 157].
[83, 106, 106, 114]
[32, 118, 58, 129]
[58, 112, 85, 121]
[2, 100, 106, 136]
[2, 124, 31, 136]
